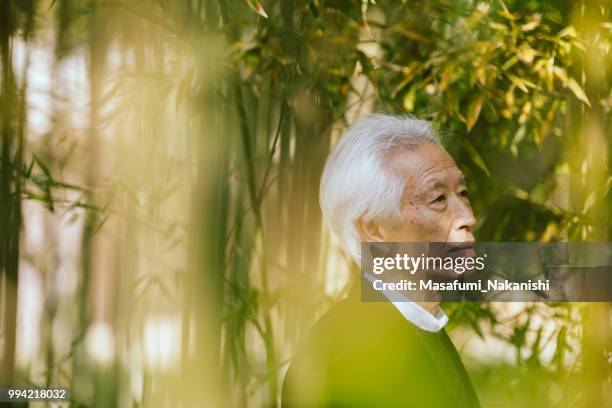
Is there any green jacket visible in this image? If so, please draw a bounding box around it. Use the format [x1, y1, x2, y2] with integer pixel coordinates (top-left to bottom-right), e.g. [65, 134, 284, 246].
[282, 288, 480, 407]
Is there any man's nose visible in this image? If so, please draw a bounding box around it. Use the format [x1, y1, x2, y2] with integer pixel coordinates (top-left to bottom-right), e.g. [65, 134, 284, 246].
[453, 200, 476, 241]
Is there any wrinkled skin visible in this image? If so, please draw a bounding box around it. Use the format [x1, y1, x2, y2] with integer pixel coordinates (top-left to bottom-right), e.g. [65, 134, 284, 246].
[357, 141, 477, 311]
[358, 141, 475, 243]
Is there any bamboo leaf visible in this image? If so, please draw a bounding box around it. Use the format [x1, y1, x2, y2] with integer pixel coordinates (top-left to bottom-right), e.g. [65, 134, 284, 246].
[567, 77, 591, 106]
[403, 89, 416, 112]
[521, 19, 540, 32]
[558, 25, 577, 38]
[32, 152, 53, 181]
[467, 318, 485, 339]
[517, 45, 537, 64]
[466, 95, 483, 131]
[391, 26, 432, 43]
[552, 66, 568, 85]
[518, 101, 532, 125]
[246, 0, 268, 18]
[507, 74, 528, 92]
[582, 190, 596, 213]
[501, 55, 519, 71]
[546, 57, 554, 91]
[461, 139, 490, 176]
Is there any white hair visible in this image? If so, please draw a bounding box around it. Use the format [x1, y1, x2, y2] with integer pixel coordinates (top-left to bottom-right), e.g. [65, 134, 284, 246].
[319, 114, 438, 261]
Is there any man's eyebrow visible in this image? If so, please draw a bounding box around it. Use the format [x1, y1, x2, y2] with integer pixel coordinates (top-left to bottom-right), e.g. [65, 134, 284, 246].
[422, 177, 446, 190]
[458, 173, 467, 184]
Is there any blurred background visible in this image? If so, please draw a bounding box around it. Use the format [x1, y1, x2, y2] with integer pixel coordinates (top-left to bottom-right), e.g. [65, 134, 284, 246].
[0, 0, 610, 406]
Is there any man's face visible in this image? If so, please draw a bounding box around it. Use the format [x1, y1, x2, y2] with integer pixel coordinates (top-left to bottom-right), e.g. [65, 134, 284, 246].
[377, 141, 476, 243]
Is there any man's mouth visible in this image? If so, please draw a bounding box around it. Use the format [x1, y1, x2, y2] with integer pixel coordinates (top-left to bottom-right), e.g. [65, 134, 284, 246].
[444, 242, 476, 258]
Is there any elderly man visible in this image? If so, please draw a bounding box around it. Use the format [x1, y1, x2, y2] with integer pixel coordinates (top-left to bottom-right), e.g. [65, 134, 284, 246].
[281, 114, 480, 407]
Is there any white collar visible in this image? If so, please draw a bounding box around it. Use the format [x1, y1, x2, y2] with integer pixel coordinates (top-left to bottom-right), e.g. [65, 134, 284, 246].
[363, 273, 448, 332]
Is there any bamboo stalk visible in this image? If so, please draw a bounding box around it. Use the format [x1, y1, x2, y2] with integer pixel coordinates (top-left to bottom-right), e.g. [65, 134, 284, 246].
[0, 0, 20, 387]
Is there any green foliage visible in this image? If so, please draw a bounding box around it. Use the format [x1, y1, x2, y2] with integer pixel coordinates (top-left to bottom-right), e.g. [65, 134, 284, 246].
[0, 0, 610, 407]
[363, 0, 610, 242]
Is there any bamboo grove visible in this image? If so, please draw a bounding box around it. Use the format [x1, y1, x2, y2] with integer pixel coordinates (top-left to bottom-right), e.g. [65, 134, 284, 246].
[0, 0, 610, 407]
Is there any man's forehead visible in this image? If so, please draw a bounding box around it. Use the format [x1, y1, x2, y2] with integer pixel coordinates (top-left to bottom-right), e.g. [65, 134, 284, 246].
[416, 158, 460, 176]
[421, 170, 466, 189]
[389, 142, 460, 178]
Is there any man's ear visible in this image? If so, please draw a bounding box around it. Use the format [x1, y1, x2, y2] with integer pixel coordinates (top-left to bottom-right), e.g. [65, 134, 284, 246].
[356, 218, 386, 242]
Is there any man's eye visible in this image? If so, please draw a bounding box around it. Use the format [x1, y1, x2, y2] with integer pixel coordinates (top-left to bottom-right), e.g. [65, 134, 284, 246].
[432, 195, 446, 204]
[459, 189, 469, 197]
